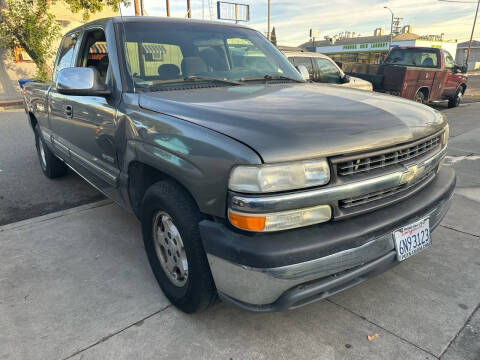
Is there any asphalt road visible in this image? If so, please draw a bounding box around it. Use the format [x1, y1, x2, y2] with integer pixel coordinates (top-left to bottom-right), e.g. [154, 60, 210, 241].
[0, 110, 104, 225]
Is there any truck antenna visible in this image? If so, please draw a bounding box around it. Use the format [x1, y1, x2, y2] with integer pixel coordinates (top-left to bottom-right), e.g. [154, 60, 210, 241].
[119, 2, 136, 93]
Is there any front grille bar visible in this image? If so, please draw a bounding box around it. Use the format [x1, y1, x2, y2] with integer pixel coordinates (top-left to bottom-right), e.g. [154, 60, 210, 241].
[334, 131, 443, 177]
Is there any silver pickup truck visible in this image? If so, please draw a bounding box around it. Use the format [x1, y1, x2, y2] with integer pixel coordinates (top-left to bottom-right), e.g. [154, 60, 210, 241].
[23, 17, 455, 313]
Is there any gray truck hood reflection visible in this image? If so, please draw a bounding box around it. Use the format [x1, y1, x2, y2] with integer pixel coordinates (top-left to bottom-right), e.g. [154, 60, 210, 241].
[139, 84, 445, 163]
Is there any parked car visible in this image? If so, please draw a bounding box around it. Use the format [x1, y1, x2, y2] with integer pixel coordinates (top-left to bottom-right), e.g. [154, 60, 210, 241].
[282, 50, 373, 91]
[341, 47, 468, 107]
[23, 17, 455, 313]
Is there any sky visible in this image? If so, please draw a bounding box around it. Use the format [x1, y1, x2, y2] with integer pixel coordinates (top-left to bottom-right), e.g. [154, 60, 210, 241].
[120, 0, 480, 46]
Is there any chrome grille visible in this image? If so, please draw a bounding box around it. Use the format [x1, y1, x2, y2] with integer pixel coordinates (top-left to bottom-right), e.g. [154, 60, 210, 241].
[336, 135, 441, 176]
[339, 170, 435, 209]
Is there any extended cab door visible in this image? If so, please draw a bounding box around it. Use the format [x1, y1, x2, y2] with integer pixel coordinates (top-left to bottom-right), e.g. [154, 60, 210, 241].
[50, 27, 121, 197]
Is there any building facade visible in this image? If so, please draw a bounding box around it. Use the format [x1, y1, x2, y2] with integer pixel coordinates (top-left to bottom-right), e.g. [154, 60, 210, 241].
[455, 40, 480, 71]
[0, 2, 118, 104]
[301, 32, 458, 66]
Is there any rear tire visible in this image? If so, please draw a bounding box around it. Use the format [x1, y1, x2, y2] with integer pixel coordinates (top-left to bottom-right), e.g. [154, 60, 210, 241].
[34, 124, 67, 178]
[140, 180, 217, 313]
[448, 88, 463, 108]
[414, 90, 426, 104]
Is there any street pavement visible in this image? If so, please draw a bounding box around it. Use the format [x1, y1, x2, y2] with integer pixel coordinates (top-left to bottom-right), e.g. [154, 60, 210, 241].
[0, 109, 104, 226]
[0, 103, 479, 360]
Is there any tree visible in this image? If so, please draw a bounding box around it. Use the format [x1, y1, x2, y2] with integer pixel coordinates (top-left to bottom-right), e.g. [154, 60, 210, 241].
[0, 0, 128, 80]
[0, 0, 59, 80]
[270, 26, 277, 47]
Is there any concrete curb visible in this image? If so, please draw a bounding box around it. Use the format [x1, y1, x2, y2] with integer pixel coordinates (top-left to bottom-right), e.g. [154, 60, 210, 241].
[0, 199, 113, 232]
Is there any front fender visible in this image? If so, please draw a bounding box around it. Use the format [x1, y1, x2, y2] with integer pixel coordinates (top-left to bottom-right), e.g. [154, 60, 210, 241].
[119, 104, 261, 218]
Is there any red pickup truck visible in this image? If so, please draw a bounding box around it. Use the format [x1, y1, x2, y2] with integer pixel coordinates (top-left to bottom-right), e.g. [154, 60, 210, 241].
[341, 47, 468, 108]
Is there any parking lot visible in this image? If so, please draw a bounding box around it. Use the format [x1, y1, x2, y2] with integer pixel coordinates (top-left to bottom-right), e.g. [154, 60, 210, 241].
[0, 103, 479, 360]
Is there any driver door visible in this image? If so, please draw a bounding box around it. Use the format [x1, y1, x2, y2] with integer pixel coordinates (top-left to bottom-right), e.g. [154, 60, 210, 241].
[56, 27, 121, 198]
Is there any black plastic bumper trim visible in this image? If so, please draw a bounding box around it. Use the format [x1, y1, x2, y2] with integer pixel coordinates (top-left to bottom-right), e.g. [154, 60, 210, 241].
[200, 167, 455, 268]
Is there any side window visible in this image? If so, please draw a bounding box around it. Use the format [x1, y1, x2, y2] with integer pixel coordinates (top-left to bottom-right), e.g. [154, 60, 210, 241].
[314, 58, 342, 83]
[53, 33, 78, 82]
[292, 57, 314, 78]
[77, 29, 109, 85]
[444, 51, 455, 70]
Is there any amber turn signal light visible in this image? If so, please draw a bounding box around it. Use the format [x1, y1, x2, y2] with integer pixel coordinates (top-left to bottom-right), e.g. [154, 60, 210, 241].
[228, 212, 266, 231]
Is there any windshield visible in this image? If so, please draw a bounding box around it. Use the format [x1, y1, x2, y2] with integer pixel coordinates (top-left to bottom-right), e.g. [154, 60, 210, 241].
[385, 48, 439, 68]
[120, 22, 303, 91]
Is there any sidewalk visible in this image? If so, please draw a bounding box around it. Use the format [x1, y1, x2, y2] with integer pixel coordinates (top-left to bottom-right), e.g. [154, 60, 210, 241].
[1, 104, 480, 360]
[1, 186, 479, 359]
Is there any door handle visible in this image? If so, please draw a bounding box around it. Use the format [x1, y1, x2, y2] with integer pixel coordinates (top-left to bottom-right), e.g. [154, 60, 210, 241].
[65, 105, 73, 118]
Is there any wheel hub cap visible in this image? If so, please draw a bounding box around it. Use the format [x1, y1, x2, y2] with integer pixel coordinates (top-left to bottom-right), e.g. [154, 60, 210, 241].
[152, 211, 188, 287]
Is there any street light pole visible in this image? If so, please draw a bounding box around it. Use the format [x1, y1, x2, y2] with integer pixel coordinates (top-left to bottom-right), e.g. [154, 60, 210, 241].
[384, 6, 394, 49]
[267, 0, 271, 40]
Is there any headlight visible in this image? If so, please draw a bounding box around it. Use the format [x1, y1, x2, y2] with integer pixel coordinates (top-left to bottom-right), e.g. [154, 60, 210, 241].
[441, 124, 449, 147]
[229, 159, 330, 193]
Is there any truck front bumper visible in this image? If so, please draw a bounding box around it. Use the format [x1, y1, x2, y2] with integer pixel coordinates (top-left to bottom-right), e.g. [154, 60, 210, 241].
[199, 167, 455, 312]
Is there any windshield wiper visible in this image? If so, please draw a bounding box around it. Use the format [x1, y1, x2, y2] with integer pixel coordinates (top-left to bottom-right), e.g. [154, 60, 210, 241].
[183, 76, 242, 85]
[239, 74, 304, 83]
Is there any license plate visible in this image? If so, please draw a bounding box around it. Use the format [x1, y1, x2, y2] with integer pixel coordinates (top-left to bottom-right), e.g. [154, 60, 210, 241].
[393, 218, 431, 261]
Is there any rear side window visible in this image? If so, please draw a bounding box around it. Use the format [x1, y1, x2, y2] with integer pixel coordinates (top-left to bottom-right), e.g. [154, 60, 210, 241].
[385, 49, 438, 68]
[53, 33, 78, 81]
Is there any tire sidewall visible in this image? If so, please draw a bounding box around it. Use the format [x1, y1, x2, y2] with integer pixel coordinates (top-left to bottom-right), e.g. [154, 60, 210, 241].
[34, 125, 48, 173]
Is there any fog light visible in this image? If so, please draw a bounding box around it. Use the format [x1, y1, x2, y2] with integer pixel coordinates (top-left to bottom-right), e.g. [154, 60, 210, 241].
[228, 205, 332, 232]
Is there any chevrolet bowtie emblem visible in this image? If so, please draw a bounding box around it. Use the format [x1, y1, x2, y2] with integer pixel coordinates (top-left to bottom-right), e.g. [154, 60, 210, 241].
[400, 164, 424, 185]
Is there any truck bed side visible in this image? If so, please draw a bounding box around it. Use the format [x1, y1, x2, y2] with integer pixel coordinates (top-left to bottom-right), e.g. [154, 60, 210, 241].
[24, 81, 52, 131]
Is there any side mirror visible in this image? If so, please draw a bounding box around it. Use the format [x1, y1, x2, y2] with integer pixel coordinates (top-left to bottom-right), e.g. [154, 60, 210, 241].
[342, 74, 351, 83]
[454, 64, 467, 74]
[296, 65, 310, 81]
[57, 67, 110, 96]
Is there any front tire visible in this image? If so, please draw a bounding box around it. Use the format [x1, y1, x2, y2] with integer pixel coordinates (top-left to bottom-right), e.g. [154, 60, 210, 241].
[448, 88, 463, 108]
[34, 124, 67, 178]
[141, 181, 217, 313]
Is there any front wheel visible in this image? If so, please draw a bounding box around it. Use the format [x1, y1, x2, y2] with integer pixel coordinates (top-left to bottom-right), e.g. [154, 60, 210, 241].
[140, 181, 217, 313]
[448, 88, 463, 108]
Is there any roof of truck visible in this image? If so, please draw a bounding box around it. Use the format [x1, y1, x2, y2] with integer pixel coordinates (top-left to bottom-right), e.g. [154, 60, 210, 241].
[67, 16, 252, 33]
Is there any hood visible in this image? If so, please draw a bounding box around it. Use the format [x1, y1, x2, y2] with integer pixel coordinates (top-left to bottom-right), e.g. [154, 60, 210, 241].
[347, 77, 374, 91]
[139, 83, 445, 163]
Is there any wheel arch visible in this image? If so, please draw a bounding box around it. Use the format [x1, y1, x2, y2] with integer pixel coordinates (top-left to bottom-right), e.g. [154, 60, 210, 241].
[127, 160, 203, 219]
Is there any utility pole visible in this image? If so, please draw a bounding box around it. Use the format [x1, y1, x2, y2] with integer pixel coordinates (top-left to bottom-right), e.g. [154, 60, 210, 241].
[384, 6, 394, 49]
[467, 0, 480, 65]
[134, 0, 140, 16]
[267, 0, 271, 40]
[187, 0, 192, 18]
[438, 0, 480, 69]
[166, 0, 171, 16]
